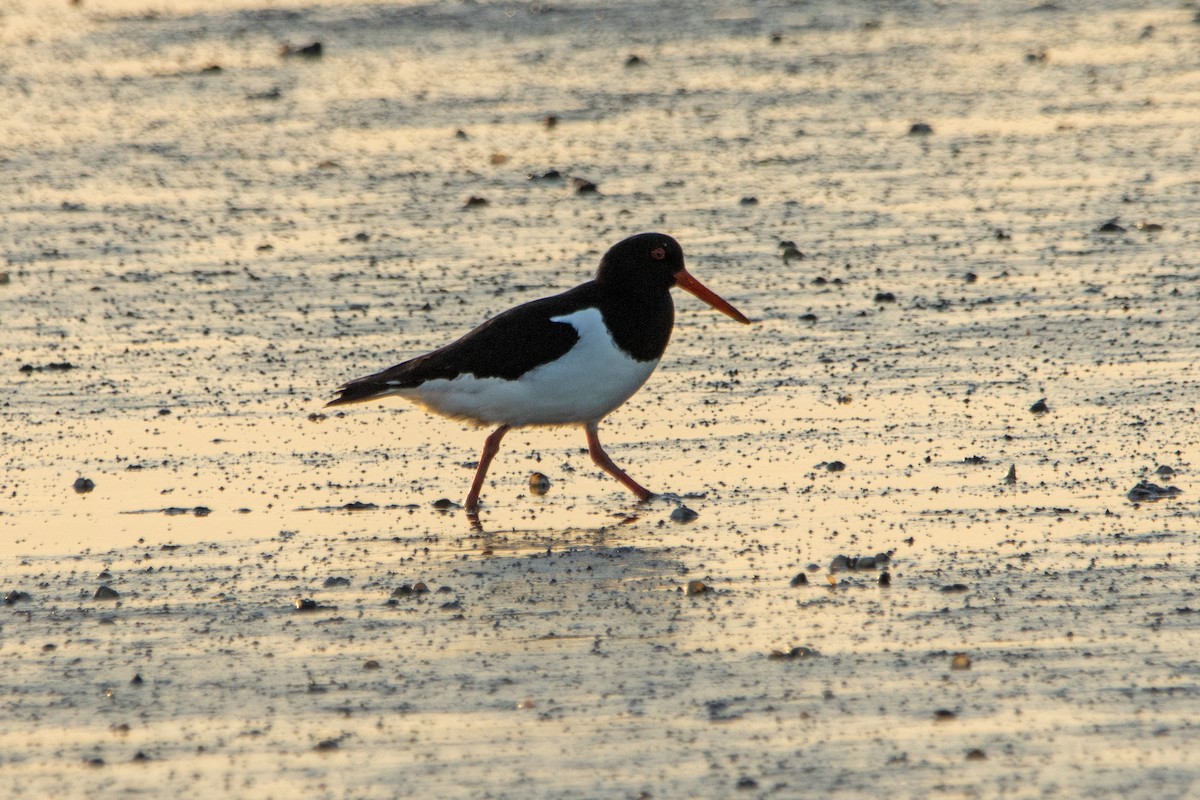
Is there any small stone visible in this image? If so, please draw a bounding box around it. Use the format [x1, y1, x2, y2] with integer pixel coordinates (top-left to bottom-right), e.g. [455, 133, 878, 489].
[735, 777, 759, 790]
[951, 653, 972, 670]
[965, 748, 987, 761]
[908, 122, 934, 136]
[464, 196, 488, 207]
[768, 646, 819, 660]
[391, 585, 413, 597]
[933, 709, 957, 721]
[1029, 398, 1049, 414]
[878, 571, 891, 586]
[293, 598, 319, 611]
[1005, 464, 1017, 485]
[825, 460, 846, 473]
[1097, 219, 1126, 234]
[529, 472, 551, 495]
[130, 673, 144, 685]
[322, 577, 351, 588]
[940, 584, 969, 593]
[1136, 221, 1164, 232]
[829, 555, 851, 572]
[73, 477, 96, 494]
[571, 178, 599, 194]
[789, 573, 808, 587]
[685, 580, 709, 596]
[363, 660, 381, 670]
[670, 505, 698, 523]
[873, 291, 896, 303]
[430, 498, 457, 509]
[1155, 465, 1175, 477]
[739, 196, 759, 205]
[1127, 481, 1181, 503]
[4, 590, 32, 605]
[314, 739, 339, 751]
[93, 586, 119, 601]
[625, 54, 646, 67]
[412, 582, 429, 593]
[280, 41, 322, 58]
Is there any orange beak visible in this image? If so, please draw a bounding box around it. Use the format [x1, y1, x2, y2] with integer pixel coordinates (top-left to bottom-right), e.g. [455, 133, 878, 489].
[674, 268, 750, 324]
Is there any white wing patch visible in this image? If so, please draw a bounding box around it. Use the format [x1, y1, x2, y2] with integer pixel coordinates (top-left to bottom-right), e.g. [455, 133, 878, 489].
[391, 308, 660, 427]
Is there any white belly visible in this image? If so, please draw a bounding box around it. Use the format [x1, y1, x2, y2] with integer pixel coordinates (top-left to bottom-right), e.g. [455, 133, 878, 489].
[397, 308, 659, 427]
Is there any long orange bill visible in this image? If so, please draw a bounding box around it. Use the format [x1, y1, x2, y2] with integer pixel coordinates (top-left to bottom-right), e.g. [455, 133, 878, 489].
[674, 268, 750, 324]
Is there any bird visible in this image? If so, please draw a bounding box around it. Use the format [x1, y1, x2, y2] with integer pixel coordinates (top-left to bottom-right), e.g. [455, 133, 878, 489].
[326, 232, 749, 513]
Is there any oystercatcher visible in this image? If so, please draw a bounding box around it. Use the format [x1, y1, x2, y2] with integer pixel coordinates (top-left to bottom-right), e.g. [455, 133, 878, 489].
[326, 232, 749, 512]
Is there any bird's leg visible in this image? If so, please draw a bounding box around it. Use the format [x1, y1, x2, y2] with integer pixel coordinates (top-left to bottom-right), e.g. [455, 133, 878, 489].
[465, 424, 510, 513]
[584, 421, 655, 501]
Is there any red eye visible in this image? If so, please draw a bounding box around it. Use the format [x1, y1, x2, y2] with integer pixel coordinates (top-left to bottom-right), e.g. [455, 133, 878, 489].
[651, 247, 666, 260]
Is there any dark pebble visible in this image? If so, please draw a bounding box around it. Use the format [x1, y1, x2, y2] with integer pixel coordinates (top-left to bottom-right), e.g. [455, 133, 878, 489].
[1029, 398, 1049, 414]
[571, 178, 599, 194]
[528, 169, 562, 181]
[768, 646, 819, 660]
[789, 573, 808, 587]
[464, 196, 489, 207]
[685, 580, 709, 596]
[73, 477, 96, 494]
[93, 586, 119, 601]
[735, 777, 759, 790]
[322, 577, 351, 588]
[670, 505, 698, 523]
[314, 739, 339, 751]
[431, 498, 457, 509]
[130, 673, 144, 685]
[739, 196, 759, 205]
[280, 42, 322, 58]
[625, 54, 646, 67]
[1005, 464, 1017, 485]
[363, 660, 381, 670]
[933, 709, 957, 721]
[966, 748, 987, 761]
[908, 122, 934, 135]
[4, 590, 32, 605]
[343, 500, 378, 510]
[874, 291, 897, 303]
[1097, 219, 1126, 233]
[878, 571, 891, 586]
[529, 472, 551, 495]
[293, 598, 319, 611]
[1127, 481, 1181, 502]
[826, 460, 846, 472]
[940, 584, 969, 593]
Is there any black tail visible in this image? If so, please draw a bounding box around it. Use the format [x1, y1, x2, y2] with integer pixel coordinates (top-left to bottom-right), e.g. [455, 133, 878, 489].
[325, 379, 391, 408]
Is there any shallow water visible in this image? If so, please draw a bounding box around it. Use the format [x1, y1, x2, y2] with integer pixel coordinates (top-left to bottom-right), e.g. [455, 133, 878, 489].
[4, 0, 1200, 797]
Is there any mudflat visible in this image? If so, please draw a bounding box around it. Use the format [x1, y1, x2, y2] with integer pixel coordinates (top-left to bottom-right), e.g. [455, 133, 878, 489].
[3, 1, 1199, 797]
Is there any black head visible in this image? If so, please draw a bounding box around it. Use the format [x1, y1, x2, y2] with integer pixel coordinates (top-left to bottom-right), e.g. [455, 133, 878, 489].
[594, 232, 685, 294]
[593, 232, 750, 324]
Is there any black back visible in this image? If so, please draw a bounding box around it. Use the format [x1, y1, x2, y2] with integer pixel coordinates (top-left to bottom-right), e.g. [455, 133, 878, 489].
[327, 233, 685, 406]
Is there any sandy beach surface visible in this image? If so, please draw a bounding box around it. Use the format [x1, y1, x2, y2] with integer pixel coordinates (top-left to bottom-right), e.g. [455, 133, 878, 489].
[4, 0, 1200, 797]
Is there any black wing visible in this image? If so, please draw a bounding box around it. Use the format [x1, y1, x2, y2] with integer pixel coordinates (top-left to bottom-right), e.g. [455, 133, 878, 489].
[326, 284, 595, 407]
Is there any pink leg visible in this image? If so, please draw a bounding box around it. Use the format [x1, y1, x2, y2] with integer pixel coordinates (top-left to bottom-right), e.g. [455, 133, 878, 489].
[585, 421, 654, 501]
[465, 425, 510, 512]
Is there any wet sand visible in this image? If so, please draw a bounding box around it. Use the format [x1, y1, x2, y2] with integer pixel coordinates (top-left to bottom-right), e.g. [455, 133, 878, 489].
[4, 0, 1200, 796]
